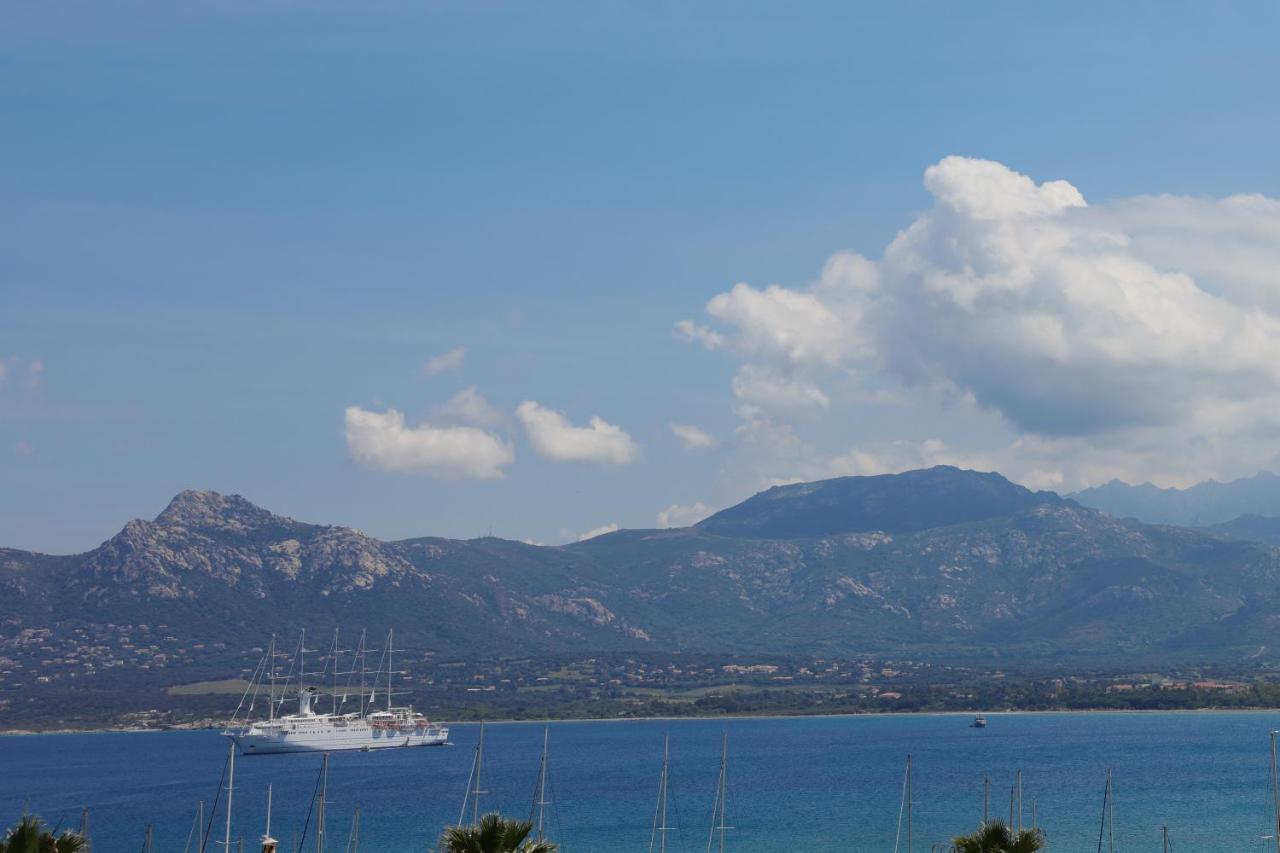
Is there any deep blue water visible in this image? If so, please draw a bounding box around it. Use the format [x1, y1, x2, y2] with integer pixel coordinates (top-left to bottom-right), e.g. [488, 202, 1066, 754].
[3, 712, 1280, 852]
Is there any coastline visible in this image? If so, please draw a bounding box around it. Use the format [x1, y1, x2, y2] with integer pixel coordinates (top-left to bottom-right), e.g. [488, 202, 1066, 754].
[6, 703, 1280, 736]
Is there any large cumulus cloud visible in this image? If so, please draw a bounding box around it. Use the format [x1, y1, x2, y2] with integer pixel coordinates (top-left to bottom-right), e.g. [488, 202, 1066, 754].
[680, 156, 1280, 487]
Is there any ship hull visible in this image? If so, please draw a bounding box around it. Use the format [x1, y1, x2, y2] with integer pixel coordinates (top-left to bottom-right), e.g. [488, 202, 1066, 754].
[231, 726, 449, 755]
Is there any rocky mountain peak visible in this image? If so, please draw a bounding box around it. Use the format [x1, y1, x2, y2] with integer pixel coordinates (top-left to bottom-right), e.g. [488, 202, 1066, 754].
[154, 490, 286, 534]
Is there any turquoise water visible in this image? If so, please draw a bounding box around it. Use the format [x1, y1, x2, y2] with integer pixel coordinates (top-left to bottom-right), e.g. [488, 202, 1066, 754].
[3, 712, 1279, 852]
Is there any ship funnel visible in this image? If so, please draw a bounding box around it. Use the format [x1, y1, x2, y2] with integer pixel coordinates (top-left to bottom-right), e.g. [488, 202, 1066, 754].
[298, 686, 319, 716]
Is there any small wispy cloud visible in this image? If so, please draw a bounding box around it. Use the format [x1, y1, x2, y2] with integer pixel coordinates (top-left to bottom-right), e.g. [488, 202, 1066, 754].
[576, 522, 619, 541]
[434, 386, 504, 428]
[670, 423, 715, 450]
[422, 346, 467, 377]
[24, 359, 44, 390]
[656, 502, 711, 528]
[0, 357, 44, 392]
[674, 319, 724, 349]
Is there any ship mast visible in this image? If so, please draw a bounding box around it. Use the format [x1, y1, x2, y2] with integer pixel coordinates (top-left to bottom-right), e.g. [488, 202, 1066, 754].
[982, 775, 989, 825]
[261, 785, 277, 853]
[356, 630, 367, 717]
[706, 732, 730, 853]
[223, 740, 235, 853]
[330, 629, 340, 716]
[267, 635, 276, 723]
[346, 805, 360, 853]
[1271, 731, 1280, 853]
[472, 722, 485, 826]
[316, 753, 329, 853]
[184, 801, 203, 853]
[893, 754, 911, 853]
[533, 726, 551, 842]
[1095, 768, 1115, 853]
[459, 723, 488, 827]
[298, 629, 307, 701]
[649, 735, 671, 853]
[386, 628, 393, 712]
[1016, 768, 1023, 833]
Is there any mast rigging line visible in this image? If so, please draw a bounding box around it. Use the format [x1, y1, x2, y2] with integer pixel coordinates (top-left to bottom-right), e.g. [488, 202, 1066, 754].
[198, 748, 231, 853]
[294, 754, 328, 853]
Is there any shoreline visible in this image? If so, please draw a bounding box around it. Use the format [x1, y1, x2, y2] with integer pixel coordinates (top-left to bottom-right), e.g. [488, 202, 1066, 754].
[6, 704, 1280, 736]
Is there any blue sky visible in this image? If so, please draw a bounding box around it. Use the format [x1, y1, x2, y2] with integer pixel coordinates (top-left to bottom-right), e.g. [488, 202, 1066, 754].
[4, 2, 1280, 553]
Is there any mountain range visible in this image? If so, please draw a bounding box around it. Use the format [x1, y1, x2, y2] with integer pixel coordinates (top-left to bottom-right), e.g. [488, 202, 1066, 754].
[9, 465, 1280, 726]
[1070, 471, 1280, 526]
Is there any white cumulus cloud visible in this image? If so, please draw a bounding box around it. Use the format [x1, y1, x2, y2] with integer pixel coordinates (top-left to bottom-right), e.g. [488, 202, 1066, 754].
[344, 406, 514, 480]
[516, 401, 639, 465]
[422, 346, 467, 376]
[681, 155, 1280, 489]
[656, 502, 712, 528]
[670, 423, 715, 450]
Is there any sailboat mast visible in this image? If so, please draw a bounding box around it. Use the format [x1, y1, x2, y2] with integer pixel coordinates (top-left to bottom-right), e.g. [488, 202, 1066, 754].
[983, 775, 989, 825]
[660, 735, 670, 853]
[268, 635, 276, 723]
[1095, 769, 1114, 853]
[356, 630, 367, 717]
[706, 731, 728, 853]
[1107, 769, 1115, 853]
[386, 629, 393, 712]
[1016, 769, 1023, 833]
[316, 753, 329, 853]
[473, 723, 486, 826]
[906, 753, 912, 853]
[143, 823, 153, 853]
[299, 629, 306, 698]
[331, 629, 340, 716]
[1271, 731, 1280, 853]
[893, 756, 909, 853]
[537, 726, 550, 842]
[224, 740, 235, 853]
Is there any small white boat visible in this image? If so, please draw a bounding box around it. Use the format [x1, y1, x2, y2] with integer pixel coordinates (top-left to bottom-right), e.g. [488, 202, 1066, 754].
[970, 714, 988, 728]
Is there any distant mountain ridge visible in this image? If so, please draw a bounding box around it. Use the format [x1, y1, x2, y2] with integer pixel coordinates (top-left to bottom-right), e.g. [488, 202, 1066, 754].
[7, 466, 1280, 726]
[698, 466, 1066, 538]
[1070, 471, 1280, 526]
[1211, 514, 1280, 547]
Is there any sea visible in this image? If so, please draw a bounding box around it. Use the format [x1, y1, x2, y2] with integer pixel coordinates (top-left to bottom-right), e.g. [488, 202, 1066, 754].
[2, 711, 1278, 852]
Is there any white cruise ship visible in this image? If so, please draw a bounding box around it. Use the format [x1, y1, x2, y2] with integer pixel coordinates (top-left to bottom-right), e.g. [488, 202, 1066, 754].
[225, 630, 449, 755]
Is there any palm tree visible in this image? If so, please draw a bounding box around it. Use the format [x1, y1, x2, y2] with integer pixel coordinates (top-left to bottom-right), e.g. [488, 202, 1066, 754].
[438, 813, 557, 853]
[0, 815, 88, 853]
[951, 820, 1045, 853]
